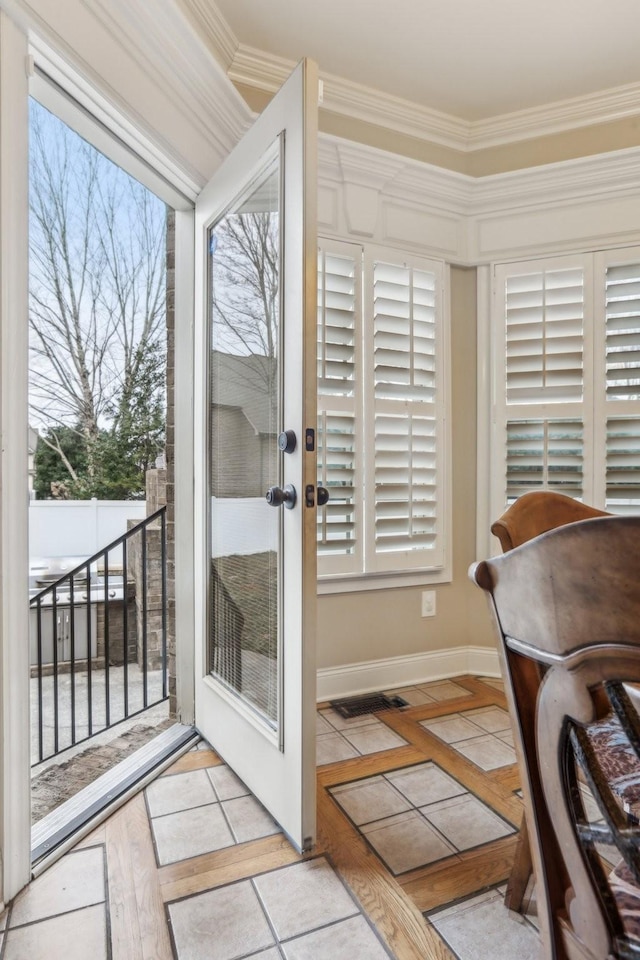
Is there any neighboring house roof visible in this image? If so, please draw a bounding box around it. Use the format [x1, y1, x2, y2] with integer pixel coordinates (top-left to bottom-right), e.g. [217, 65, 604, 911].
[28, 426, 39, 455]
[211, 351, 277, 435]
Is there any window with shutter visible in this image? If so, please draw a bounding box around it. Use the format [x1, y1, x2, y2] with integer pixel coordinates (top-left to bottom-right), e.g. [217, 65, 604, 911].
[368, 258, 443, 571]
[492, 250, 640, 523]
[601, 257, 640, 512]
[605, 417, 640, 512]
[506, 419, 584, 501]
[604, 263, 640, 401]
[317, 240, 448, 583]
[317, 243, 361, 575]
[493, 257, 590, 512]
[505, 267, 584, 404]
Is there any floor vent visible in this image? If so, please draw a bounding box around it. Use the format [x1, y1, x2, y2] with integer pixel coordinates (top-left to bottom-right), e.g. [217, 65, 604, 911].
[329, 692, 408, 718]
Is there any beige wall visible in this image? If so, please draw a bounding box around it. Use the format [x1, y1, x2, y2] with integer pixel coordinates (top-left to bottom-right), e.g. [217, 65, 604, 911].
[235, 82, 640, 178]
[316, 266, 495, 670]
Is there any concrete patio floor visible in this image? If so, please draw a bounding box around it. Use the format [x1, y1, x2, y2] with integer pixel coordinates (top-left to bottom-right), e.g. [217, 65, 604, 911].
[31, 665, 172, 824]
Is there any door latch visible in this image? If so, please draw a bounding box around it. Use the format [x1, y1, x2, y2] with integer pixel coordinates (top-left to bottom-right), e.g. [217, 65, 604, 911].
[305, 485, 330, 507]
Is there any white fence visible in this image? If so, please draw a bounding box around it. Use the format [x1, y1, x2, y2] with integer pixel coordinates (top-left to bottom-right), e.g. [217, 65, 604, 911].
[29, 500, 147, 561]
[30, 497, 278, 566]
[211, 497, 278, 557]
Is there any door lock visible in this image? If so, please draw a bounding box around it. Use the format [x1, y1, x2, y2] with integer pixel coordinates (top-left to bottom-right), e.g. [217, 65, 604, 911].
[278, 430, 297, 454]
[266, 484, 297, 509]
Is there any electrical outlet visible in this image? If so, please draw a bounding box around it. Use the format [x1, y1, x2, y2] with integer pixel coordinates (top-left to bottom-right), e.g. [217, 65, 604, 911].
[421, 590, 436, 618]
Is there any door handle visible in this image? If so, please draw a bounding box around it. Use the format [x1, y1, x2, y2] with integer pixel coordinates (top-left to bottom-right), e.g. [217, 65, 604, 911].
[317, 486, 330, 506]
[266, 484, 297, 509]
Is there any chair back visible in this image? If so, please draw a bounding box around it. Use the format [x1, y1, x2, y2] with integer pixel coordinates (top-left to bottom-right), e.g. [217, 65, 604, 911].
[490, 491, 610, 553]
[472, 515, 640, 960]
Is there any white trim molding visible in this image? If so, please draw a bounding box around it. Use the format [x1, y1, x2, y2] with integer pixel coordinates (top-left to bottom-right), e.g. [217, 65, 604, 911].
[2, 0, 252, 188]
[0, 9, 32, 903]
[316, 647, 500, 701]
[223, 36, 640, 154]
[317, 133, 640, 266]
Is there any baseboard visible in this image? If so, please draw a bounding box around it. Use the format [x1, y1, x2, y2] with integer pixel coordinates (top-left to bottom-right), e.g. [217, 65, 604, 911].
[316, 645, 500, 702]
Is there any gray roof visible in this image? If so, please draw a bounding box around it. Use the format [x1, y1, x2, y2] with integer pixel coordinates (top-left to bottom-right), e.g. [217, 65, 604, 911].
[28, 426, 39, 455]
[211, 352, 277, 435]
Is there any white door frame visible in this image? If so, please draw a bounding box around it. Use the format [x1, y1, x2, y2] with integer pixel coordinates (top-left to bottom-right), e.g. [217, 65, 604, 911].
[0, 9, 228, 900]
[0, 9, 32, 904]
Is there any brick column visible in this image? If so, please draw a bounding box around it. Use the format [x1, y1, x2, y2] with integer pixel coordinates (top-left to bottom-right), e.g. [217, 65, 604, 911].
[127, 209, 176, 713]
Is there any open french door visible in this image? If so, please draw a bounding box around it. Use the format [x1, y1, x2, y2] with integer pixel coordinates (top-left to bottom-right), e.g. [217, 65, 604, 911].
[193, 60, 318, 852]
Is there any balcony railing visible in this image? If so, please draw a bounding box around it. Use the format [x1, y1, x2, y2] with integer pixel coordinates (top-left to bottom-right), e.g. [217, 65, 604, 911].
[30, 507, 168, 765]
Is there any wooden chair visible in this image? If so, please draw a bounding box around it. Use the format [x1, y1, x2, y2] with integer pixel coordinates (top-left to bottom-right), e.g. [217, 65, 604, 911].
[490, 491, 611, 913]
[491, 490, 610, 553]
[472, 515, 640, 960]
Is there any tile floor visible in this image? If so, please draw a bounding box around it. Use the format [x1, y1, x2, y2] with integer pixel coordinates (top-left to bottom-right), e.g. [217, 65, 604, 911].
[419, 705, 517, 771]
[167, 857, 394, 960]
[429, 884, 539, 960]
[2, 675, 541, 960]
[147, 763, 280, 865]
[330, 761, 516, 875]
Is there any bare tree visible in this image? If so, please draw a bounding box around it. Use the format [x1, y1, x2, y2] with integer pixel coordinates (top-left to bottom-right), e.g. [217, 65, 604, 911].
[210, 209, 279, 360]
[29, 99, 166, 495]
[209, 203, 280, 442]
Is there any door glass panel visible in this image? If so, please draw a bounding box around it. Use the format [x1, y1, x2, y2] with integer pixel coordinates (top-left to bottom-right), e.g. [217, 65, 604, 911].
[208, 147, 281, 730]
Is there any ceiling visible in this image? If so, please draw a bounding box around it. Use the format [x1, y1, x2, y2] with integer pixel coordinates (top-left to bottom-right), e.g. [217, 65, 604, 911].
[210, 0, 640, 122]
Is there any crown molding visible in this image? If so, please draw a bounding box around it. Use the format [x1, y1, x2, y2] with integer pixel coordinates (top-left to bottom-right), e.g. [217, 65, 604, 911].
[229, 45, 471, 151]
[228, 44, 640, 154]
[86, 0, 251, 163]
[318, 134, 640, 266]
[4, 0, 252, 189]
[471, 145, 640, 212]
[173, 0, 238, 72]
[319, 135, 471, 213]
[320, 132, 640, 220]
[469, 81, 640, 150]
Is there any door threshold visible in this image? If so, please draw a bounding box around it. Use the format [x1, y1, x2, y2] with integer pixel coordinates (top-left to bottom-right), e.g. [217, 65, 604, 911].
[31, 723, 198, 873]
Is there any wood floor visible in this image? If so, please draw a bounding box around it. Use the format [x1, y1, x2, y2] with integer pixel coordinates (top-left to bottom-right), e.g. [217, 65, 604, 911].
[47, 674, 527, 960]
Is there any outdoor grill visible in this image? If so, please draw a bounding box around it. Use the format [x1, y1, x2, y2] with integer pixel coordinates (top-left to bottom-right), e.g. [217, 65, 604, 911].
[29, 556, 126, 666]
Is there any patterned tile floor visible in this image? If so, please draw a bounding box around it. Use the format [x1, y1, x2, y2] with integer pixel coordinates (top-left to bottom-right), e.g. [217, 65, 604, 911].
[330, 760, 516, 875]
[1, 675, 542, 960]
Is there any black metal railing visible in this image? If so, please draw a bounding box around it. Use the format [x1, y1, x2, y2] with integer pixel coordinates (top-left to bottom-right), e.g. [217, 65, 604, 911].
[29, 507, 168, 765]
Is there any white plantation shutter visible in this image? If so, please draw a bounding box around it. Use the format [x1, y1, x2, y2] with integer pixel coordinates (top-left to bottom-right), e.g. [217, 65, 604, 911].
[317, 243, 362, 574]
[605, 417, 640, 512]
[506, 419, 584, 501]
[599, 255, 640, 513]
[317, 241, 448, 581]
[372, 263, 436, 402]
[317, 411, 357, 556]
[494, 257, 591, 512]
[493, 250, 640, 521]
[367, 255, 445, 571]
[505, 267, 584, 403]
[317, 249, 357, 396]
[604, 264, 640, 400]
[374, 413, 437, 551]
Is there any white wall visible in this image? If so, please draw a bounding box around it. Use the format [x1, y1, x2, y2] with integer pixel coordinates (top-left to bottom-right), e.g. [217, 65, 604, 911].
[29, 500, 146, 560]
